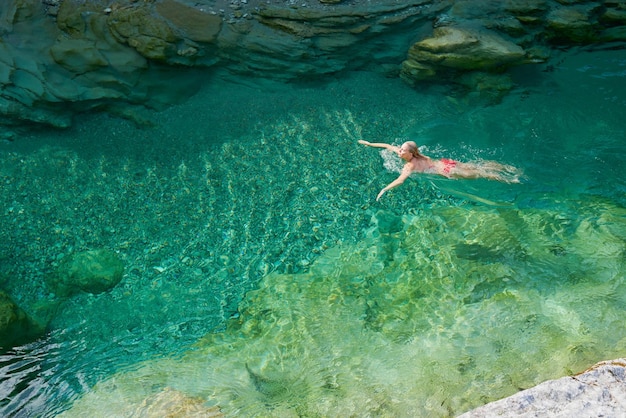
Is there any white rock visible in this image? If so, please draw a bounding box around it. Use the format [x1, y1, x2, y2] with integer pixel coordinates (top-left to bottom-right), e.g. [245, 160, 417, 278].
[459, 359, 626, 417]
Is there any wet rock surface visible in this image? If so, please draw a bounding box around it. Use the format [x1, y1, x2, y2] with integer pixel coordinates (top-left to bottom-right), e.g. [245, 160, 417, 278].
[459, 359, 626, 417]
[1, 0, 625, 131]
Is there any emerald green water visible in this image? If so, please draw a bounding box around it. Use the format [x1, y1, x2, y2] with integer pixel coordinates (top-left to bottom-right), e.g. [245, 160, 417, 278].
[1, 48, 625, 417]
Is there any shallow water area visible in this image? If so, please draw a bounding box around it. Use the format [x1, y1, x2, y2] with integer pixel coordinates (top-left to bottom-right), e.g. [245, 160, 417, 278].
[1, 47, 625, 417]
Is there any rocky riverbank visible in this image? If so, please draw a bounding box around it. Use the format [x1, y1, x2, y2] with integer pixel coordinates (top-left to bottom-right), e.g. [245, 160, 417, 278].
[1, 0, 625, 137]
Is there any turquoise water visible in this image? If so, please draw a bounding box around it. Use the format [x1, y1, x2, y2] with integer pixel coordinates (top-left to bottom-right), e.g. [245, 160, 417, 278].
[0, 47, 625, 416]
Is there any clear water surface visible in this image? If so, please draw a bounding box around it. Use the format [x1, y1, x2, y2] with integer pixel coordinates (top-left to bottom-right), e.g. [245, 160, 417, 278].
[0, 46, 625, 417]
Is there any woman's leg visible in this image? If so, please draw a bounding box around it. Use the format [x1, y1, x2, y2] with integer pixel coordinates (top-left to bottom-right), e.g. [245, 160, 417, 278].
[451, 161, 522, 183]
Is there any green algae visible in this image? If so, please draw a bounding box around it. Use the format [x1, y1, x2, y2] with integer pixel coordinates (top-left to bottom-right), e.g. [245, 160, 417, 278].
[60, 198, 626, 417]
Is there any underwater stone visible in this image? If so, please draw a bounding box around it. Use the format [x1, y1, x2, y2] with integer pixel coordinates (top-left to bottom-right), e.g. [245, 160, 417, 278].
[49, 249, 124, 297]
[132, 387, 223, 417]
[373, 210, 403, 234]
[0, 290, 40, 349]
[458, 71, 515, 101]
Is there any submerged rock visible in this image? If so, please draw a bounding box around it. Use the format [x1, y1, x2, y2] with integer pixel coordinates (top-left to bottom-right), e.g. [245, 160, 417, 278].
[458, 359, 626, 417]
[0, 290, 41, 349]
[132, 387, 223, 417]
[48, 249, 124, 297]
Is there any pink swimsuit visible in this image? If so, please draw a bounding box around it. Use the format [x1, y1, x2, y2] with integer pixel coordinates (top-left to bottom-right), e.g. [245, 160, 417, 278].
[440, 158, 457, 174]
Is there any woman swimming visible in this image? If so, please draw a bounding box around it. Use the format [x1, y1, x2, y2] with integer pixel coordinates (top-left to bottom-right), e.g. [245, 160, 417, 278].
[358, 140, 521, 201]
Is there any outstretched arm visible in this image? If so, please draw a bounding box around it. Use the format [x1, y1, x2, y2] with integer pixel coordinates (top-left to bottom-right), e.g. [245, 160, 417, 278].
[377, 165, 412, 201]
[358, 140, 398, 152]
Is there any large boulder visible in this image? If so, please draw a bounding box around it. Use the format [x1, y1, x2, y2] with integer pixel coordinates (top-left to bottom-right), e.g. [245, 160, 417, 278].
[48, 249, 125, 297]
[401, 25, 527, 96]
[402, 26, 526, 73]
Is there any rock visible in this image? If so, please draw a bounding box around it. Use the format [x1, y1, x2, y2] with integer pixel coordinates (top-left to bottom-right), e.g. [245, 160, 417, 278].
[601, 6, 626, 25]
[55, 0, 100, 36]
[132, 387, 223, 417]
[399, 59, 437, 82]
[406, 26, 526, 71]
[458, 359, 626, 417]
[107, 5, 179, 61]
[373, 211, 404, 235]
[401, 25, 526, 94]
[484, 16, 528, 38]
[50, 38, 109, 73]
[1, 0, 625, 129]
[155, 0, 222, 44]
[9, 0, 41, 24]
[49, 249, 124, 297]
[0, 45, 13, 85]
[599, 25, 626, 42]
[1, 0, 204, 129]
[458, 71, 515, 101]
[546, 6, 600, 43]
[504, 0, 549, 16]
[0, 290, 40, 349]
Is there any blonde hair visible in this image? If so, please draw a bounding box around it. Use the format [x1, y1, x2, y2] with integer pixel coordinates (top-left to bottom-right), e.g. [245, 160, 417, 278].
[404, 141, 422, 158]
